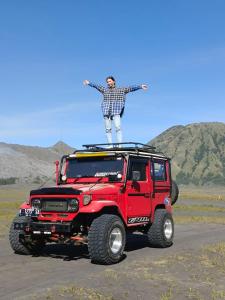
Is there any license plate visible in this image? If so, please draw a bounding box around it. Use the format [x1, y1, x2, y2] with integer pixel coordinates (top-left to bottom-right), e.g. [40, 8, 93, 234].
[19, 208, 40, 217]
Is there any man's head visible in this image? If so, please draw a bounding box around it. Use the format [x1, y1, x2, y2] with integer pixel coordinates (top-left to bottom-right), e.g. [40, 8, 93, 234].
[106, 76, 116, 88]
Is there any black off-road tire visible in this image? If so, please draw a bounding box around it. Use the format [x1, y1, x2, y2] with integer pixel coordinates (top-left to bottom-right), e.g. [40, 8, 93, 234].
[147, 209, 174, 248]
[171, 180, 179, 205]
[9, 216, 45, 255]
[88, 214, 126, 265]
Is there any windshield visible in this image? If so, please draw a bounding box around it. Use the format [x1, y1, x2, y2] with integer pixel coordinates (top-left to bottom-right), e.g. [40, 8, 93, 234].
[65, 157, 124, 178]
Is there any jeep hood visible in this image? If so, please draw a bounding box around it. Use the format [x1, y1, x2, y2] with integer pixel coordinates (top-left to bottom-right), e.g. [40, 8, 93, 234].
[62, 183, 120, 194]
[30, 183, 120, 196]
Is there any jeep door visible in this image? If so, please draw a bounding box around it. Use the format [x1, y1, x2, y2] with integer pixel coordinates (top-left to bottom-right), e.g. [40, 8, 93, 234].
[126, 157, 152, 224]
[151, 159, 171, 204]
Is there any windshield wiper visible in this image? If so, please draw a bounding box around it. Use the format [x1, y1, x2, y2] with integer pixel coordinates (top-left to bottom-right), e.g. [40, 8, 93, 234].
[88, 176, 105, 191]
[73, 175, 95, 178]
[71, 175, 102, 183]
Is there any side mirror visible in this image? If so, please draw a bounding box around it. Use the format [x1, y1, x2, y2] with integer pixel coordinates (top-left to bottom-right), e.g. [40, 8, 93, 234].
[132, 170, 141, 181]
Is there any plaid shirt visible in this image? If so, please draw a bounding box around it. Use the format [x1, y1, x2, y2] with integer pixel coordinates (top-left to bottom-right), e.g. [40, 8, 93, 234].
[88, 82, 142, 117]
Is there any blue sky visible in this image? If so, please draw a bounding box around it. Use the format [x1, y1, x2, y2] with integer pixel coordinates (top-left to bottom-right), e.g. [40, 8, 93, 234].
[0, 0, 225, 148]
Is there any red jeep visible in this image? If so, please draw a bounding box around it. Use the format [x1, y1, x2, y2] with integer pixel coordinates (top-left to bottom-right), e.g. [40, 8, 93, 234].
[9, 142, 179, 264]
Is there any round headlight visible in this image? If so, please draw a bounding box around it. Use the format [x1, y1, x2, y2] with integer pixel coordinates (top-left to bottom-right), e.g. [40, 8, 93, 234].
[32, 198, 41, 209]
[68, 199, 79, 212]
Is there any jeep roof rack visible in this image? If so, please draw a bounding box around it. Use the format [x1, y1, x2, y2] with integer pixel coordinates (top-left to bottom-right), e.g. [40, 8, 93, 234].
[71, 142, 168, 159]
[82, 142, 155, 151]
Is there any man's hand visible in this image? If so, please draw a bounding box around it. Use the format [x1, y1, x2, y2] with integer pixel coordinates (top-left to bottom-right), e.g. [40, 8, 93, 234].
[141, 84, 148, 90]
[83, 80, 90, 86]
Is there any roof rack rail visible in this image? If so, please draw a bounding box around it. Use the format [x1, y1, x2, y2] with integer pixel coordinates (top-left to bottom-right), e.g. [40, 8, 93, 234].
[82, 142, 156, 150]
[72, 142, 167, 157]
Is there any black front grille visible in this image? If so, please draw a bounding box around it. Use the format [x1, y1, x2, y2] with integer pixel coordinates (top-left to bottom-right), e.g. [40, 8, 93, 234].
[31, 197, 79, 212]
[41, 199, 68, 212]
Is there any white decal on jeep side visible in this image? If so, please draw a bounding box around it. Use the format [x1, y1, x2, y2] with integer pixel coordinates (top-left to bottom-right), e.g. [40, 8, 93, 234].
[128, 217, 150, 224]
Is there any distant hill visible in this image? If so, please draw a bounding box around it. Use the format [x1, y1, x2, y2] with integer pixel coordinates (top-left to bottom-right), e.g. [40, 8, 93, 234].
[1, 122, 225, 186]
[0, 141, 75, 184]
[148, 122, 225, 185]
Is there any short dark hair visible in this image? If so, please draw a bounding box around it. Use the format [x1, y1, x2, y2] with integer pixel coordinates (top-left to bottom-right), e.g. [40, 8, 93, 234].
[106, 76, 116, 82]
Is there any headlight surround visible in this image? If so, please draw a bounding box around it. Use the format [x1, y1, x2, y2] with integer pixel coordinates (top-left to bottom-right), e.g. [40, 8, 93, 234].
[31, 198, 41, 209]
[83, 194, 92, 206]
[68, 198, 79, 212]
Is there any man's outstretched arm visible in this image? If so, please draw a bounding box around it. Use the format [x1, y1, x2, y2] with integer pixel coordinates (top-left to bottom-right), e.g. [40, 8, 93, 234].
[124, 84, 148, 94]
[83, 80, 105, 93]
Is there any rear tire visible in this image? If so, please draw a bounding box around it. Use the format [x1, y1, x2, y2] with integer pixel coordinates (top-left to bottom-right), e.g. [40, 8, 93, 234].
[147, 209, 174, 248]
[88, 214, 126, 265]
[9, 216, 45, 255]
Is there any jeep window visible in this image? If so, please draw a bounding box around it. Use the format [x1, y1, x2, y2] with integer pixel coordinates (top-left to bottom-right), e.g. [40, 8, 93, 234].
[66, 157, 124, 178]
[128, 160, 147, 181]
[152, 161, 167, 181]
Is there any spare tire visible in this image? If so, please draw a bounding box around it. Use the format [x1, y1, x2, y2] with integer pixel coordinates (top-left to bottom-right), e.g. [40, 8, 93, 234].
[171, 180, 179, 205]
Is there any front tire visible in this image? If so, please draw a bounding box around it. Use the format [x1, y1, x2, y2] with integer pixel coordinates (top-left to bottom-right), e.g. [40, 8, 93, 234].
[147, 209, 174, 248]
[88, 214, 126, 265]
[9, 216, 45, 255]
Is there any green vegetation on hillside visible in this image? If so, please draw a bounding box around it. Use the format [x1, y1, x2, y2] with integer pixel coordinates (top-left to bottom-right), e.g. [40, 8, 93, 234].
[0, 177, 18, 185]
[149, 122, 225, 186]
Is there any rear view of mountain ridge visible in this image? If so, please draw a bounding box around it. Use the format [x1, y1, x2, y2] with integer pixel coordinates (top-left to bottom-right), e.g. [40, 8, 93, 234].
[149, 122, 225, 185]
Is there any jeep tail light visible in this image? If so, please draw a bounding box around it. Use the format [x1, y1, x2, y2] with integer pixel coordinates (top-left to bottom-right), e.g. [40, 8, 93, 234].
[83, 195, 92, 206]
[68, 199, 79, 212]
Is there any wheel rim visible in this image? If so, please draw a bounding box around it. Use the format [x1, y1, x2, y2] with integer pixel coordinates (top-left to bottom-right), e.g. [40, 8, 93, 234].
[109, 227, 123, 254]
[164, 219, 173, 240]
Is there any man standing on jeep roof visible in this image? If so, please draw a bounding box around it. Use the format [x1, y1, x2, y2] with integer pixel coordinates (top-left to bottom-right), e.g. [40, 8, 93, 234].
[83, 76, 148, 144]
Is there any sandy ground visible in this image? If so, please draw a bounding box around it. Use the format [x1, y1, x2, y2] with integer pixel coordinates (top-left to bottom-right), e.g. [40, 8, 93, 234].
[0, 223, 225, 300]
[1, 185, 225, 299]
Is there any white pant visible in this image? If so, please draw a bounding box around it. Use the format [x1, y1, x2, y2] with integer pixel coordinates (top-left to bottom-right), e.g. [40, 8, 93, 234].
[104, 115, 122, 144]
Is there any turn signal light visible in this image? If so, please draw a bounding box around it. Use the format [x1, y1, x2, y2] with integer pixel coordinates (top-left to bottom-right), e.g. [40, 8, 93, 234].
[83, 195, 92, 206]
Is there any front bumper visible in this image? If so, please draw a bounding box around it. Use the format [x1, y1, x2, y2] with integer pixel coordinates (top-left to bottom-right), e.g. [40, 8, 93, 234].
[14, 221, 71, 233]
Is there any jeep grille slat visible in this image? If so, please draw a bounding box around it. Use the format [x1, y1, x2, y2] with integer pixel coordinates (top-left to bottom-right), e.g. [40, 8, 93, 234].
[42, 199, 68, 212]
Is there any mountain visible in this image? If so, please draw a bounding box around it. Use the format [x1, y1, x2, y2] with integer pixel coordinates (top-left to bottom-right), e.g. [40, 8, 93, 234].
[0, 141, 75, 184]
[1, 122, 225, 186]
[148, 122, 225, 185]
[50, 141, 74, 154]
